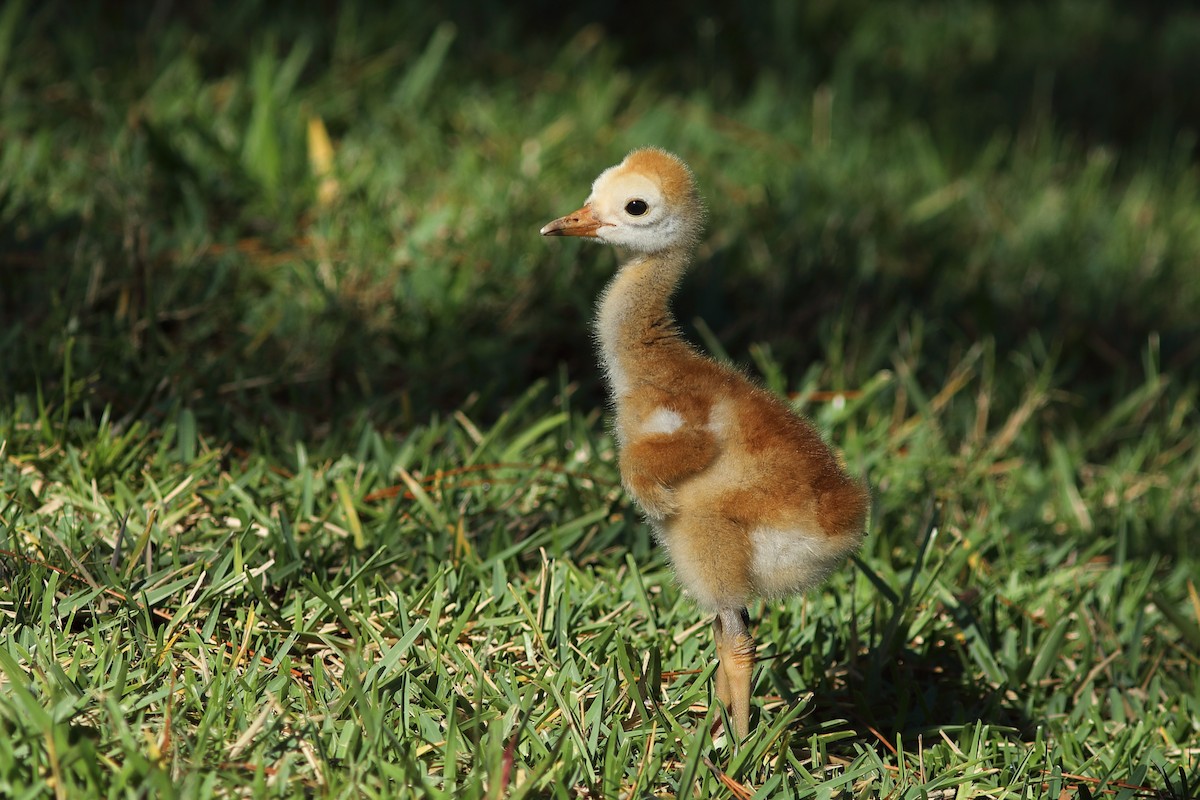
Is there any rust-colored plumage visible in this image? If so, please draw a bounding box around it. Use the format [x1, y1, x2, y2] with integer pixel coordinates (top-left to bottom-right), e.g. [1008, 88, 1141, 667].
[541, 148, 868, 738]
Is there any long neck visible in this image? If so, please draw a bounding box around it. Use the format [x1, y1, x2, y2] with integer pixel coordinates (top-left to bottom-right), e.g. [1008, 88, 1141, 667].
[595, 248, 693, 398]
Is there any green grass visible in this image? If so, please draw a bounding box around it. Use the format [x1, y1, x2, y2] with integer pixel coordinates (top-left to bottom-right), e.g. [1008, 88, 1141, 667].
[2, 2, 1199, 797]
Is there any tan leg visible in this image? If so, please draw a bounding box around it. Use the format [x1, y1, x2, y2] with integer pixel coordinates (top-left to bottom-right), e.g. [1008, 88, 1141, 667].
[713, 618, 731, 716]
[714, 632, 731, 708]
[713, 607, 754, 738]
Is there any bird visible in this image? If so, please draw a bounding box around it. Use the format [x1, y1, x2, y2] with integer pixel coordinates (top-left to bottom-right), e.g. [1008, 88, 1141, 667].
[540, 147, 868, 739]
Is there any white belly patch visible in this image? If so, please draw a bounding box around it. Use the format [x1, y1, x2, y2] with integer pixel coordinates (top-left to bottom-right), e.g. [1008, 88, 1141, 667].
[749, 527, 837, 598]
[643, 407, 684, 435]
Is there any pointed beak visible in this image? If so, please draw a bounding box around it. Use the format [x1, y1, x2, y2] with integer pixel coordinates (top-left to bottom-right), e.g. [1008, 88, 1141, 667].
[540, 204, 605, 238]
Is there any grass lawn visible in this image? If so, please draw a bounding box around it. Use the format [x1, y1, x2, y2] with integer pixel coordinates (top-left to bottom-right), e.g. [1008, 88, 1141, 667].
[1, 3, 1198, 797]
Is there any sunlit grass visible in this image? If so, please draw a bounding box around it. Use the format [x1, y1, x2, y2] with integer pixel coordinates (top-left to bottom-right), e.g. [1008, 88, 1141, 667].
[1, 2, 1198, 797]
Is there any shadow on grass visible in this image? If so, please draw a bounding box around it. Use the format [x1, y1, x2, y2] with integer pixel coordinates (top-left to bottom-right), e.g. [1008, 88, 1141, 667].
[777, 636, 1030, 745]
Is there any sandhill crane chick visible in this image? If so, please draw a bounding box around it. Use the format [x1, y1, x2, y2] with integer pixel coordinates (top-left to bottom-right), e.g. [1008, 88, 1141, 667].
[541, 148, 868, 738]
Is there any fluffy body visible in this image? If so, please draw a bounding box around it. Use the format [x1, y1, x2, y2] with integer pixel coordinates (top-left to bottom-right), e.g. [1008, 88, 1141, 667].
[599, 276, 868, 611]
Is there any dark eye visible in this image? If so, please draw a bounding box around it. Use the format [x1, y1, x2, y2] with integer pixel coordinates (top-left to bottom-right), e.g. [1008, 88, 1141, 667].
[625, 199, 649, 216]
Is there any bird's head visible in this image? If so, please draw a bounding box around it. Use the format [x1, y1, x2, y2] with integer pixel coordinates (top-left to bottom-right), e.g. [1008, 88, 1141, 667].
[540, 148, 704, 253]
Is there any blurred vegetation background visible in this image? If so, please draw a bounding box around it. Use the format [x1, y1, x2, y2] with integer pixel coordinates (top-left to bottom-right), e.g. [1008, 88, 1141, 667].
[3, 0, 1197, 438]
